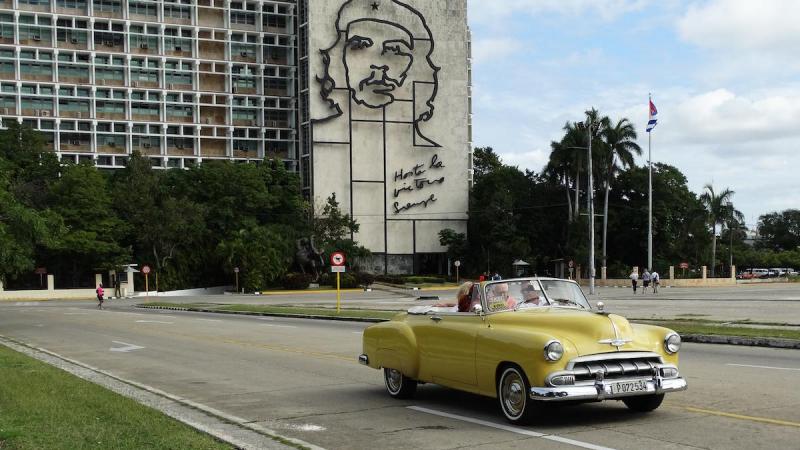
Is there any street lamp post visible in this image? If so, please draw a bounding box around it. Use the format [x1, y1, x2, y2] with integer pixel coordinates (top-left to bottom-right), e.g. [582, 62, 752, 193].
[726, 201, 733, 277]
[567, 122, 598, 295]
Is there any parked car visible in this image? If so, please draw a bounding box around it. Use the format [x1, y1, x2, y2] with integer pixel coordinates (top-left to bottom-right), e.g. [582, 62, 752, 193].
[749, 268, 770, 278]
[359, 278, 687, 424]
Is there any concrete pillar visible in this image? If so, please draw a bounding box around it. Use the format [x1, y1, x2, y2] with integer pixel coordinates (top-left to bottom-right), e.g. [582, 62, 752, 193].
[601, 266, 607, 280]
[47, 274, 55, 291]
[0, 279, 4, 292]
[701, 266, 707, 279]
[731, 265, 736, 280]
[576, 265, 582, 282]
[95, 273, 102, 288]
[669, 266, 675, 280]
[633, 266, 639, 275]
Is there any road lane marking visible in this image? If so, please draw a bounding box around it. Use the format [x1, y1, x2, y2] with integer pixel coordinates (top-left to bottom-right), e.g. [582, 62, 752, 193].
[726, 363, 800, 372]
[64, 312, 89, 315]
[135, 320, 174, 324]
[262, 324, 297, 329]
[682, 406, 800, 428]
[407, 406, 615, 450]
[109, 341, 145, 353]
[197, 318, 222, 322]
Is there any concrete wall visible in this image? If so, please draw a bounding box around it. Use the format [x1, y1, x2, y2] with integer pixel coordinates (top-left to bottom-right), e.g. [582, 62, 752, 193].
[308, 0, 470, 265]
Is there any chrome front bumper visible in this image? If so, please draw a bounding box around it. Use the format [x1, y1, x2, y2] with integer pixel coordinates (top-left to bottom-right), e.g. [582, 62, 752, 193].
[530, 376, 687, 401]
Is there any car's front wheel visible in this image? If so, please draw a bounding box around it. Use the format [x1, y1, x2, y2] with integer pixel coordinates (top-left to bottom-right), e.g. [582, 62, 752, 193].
[622, 394, 664, 412]
[497, 365, 536, 424]
[384, 368, 417, 399]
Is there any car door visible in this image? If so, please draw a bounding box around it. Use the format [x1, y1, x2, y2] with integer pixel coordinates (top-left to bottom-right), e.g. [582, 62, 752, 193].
[415, 309, 483, 387]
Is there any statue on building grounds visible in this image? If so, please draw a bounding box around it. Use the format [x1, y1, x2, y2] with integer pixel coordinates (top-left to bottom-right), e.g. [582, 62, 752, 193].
[295, 237, 325, 280]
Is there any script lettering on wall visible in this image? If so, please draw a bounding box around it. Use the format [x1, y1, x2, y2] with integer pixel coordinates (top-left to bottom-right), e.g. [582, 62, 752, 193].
[392, 153, 446, 214]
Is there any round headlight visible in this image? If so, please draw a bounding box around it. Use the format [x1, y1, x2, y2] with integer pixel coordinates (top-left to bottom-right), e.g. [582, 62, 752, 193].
[664, 333, 681, 354]
[544, 340, 564, 361]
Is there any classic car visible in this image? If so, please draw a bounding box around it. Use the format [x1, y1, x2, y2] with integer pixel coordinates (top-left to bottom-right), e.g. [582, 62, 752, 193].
[359, 277, 687, 424]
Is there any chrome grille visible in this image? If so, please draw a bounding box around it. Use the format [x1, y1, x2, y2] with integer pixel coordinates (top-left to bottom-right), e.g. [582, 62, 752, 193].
[568, 353, 663, 383]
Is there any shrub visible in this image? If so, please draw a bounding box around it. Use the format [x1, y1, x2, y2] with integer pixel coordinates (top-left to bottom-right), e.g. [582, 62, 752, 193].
[319, 272, 332, 286]
[375, 274, 405, 285]
[338, 273, 358, 288]
[355, 272, 375, 287]
[404, 276, 446, 284]
[282, 273, 311, 290]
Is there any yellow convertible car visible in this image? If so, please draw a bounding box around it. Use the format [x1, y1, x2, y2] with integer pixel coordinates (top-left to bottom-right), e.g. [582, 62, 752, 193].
[359, 277, 687, 424]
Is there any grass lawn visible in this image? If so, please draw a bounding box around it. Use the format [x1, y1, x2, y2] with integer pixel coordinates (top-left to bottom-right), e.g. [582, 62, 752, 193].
[146, 302, 400, 320]
[635, 319, 800, 341]
[0, 345, 231, 450]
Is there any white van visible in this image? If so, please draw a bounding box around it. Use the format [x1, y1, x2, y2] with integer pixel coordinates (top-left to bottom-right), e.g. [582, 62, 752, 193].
[750, 268, 769, 278]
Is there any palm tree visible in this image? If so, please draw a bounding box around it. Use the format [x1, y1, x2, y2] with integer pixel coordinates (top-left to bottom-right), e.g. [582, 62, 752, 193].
[600, 118, 642, 269]
[699, 184, 739, 277]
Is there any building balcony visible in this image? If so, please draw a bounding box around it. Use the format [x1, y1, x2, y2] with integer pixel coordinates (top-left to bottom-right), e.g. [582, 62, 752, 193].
[163, 16, 192, 26]
[130, 80, 159, 89]
[165, 49, 193, 58]
[197, 9, 224, 28]
[166, 115, 194, 123]
[56, 7, 88, 15]
[233, 119, 258, 127]
[20, 73, 53, 82]
[131, 46, 157, 56]
[167, 145, 195, 156]
[199, 75, 226, 92]
[19, 38, 52, 47]
[93, 10, 123, 19]
[59, 141, 91, 152]
[137, 145, 161, 156]
[58, 76, 90, 84]
[233, 54, 258, 63]
[17, 3, 49, 12]
[57, 40, 89, 51]
[131, 113, 160, 121]
[97, 143, 126, 154]
[60, 111, 90, 119]
[96, 112, 125, 120]
[200, 138, 226, 157]
[233, 149, 259, 159]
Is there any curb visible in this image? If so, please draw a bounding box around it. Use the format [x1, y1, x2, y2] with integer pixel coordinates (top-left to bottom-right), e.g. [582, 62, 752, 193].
[135, 305, 800, 349]
[136, 305, 391, 323]
[682, 333, 800, 349]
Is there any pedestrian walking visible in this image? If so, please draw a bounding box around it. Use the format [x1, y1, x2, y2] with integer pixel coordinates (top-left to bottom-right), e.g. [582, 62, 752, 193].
[641, 269, 651, 294]
[629, 269, 639, 294]
[113, 274, 121, 298]
[491, 272, 502, 281]
[96, 283, 105, 309]
[651, 270, 660, 293]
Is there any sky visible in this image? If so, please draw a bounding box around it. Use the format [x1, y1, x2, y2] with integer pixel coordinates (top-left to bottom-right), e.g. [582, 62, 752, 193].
[467, 0, 800, 229]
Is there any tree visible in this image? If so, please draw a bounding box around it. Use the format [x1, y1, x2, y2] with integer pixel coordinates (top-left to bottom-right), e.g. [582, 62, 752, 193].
[438, 228, 468, 264]
[599, 118, 641, 269]
[472, 147, 503, 184]
[756, 209, 800, 252]
[311, 194, 370, 263]
[217, 224, 294, 291]
[699, 184, 742, 277]
[46, 163, 129, 285]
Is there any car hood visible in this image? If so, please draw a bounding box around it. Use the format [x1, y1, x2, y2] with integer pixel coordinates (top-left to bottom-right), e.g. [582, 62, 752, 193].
[489, 307, 650, 356]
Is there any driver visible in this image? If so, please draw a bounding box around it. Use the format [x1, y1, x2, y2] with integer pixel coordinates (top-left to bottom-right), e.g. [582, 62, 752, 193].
[520, 284, 544, 306]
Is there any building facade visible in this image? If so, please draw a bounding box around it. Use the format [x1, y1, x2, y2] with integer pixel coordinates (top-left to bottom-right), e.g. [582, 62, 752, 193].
[1, 0, 471, 274]
[0, 0, 298, 168]
[301, 0, 471, 274]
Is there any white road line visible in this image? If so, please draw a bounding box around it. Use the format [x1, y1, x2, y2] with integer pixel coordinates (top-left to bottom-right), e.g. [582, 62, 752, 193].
[407, 406, 616, 450]
[135, 320, 174, 324]
[352, 331, 362, 334]
[197, 318, 222, 322]
[727, 363, 800, 372]
[109, 341, 145, 353]
[256, 317, 275, 321]
[64, 312, 89, 315]
[263, 324, 297, 328]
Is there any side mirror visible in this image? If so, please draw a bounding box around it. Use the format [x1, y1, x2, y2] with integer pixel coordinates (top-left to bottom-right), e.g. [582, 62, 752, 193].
[596, 301, 605, 312]
[471, 304, 483, 315]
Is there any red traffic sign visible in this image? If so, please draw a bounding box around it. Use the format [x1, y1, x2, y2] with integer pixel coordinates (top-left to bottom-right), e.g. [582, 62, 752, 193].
[568, 260, 574, 268]
[330, 252, 346, 266]
[142, 265, 151, 274]
[679, 262, 689, 269]
[34, 267, 47, 275]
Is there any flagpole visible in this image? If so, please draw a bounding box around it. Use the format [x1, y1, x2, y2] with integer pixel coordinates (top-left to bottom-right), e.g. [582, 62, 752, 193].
[648, 94, 653, 273]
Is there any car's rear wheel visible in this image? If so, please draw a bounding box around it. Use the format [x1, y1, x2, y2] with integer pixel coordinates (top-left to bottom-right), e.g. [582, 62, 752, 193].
[497, 365, 535, 424]
[622, 394, 664, 412]
[384, 368, 417, 399]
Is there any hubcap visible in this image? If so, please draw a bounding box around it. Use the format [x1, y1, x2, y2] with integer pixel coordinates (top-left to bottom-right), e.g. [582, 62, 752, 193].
[501, 370, 525, 417]
[386, 369, 403, 393]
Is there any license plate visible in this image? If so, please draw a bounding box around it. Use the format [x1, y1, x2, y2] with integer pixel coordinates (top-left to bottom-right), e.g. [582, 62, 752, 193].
[610, 379, 648, 395]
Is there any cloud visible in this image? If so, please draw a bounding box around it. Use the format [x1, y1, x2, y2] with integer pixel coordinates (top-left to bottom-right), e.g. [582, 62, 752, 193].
[677, 0, 800, 54]
[471, 38, 523, 65]
[470, 0, 652, 25]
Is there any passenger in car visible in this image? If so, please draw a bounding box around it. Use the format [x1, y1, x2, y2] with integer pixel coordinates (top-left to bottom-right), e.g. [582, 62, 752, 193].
[489, 283, 517, 309]
[520, 284, 544, 306]
[431, 281, 475, 312]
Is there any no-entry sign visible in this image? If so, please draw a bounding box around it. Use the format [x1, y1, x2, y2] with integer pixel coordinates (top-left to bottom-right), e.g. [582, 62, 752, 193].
[679, 262, 689, 269]
[331, 252, 346, 267]
[142, 265, 151, 274]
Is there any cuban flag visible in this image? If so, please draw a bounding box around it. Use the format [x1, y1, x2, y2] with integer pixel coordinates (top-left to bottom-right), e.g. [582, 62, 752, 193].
[646, 99, 658, 133]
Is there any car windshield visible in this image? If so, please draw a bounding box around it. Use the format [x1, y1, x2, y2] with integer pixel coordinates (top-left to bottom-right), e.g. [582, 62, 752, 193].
[538, 280, 591, 310]
[483, 279, 550, 313]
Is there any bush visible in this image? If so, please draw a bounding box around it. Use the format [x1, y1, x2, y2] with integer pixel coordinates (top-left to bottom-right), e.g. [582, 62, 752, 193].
[338, 273, 358, 288]
[282, 272, 311, 290]
[375, 274, 405, 285]
[355, 272, 375, 287]
[319, 272, 332, 287]
[404, 275, 446, 284]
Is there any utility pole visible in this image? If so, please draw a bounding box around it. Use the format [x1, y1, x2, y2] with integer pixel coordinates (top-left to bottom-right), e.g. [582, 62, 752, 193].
[587, 124, 596, 295]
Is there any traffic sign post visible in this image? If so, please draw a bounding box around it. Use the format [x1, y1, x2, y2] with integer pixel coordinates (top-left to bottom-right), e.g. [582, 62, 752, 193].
[679, 262, 689, 278]
[454, 260, 461, 283]
[142, 265, 151, 297]
[234, 267, 240, 293]
[330, 252, 346, 313]
[568, 260, 574, 280]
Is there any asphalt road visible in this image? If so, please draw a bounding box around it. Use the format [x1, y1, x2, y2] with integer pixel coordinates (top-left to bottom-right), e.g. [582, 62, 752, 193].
[137, 282, 800, 324]
[1, 300, 799, 450]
